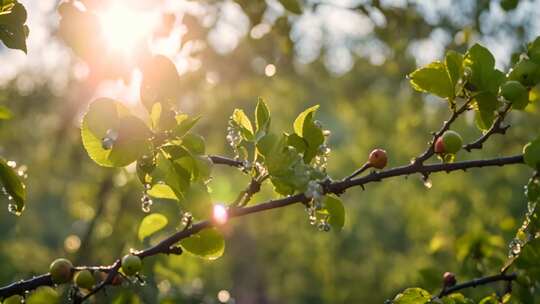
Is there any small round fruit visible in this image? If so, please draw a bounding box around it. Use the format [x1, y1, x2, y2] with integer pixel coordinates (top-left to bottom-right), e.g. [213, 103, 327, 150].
[500, 0, 519, 11]
[368, 149, 388, 169]
[74, 270, 95, 289]
[49, 258, 73, 284]
[523, 141, 540, 169]
[500, 80, 529, 110]
[434, 137, 445, 154]
[121, 255, 142, 276]
[441, 131, 463, 154]
[508, 60, 540, 87]
[443, 272, 457, 287]
[3, 295, 23, 304]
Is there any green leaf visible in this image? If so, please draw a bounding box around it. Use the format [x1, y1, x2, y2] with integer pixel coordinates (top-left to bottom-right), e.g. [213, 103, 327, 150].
[81, 98, 152, 167]
[319, 195, 345, 231]
[293, 105, 324, 163]
[232, 109, 254, 140]
[140, 55, 180, 111]
[180, 183, 213, 219]
[523, 138, 540, 169]
[473, 92, 498, 130]
[151, 152, 190, 200]
[279, 0, 302, 14]
[392, 288, 431, 304]
[147, 183, 177, 201]
[445, 50, 464, 93]
[0, 2, 28, 53]
[528, 36, 540, 64]
[149, 102, 176, 132]
[514, 238, 540, 282]
[478, 295, 498, 304]
[256, 133, 280, 157]
[180, 228, 225, 260]
[0, 105, 12, 119]
[409, 61, 454, 99]
[0, 157, 25, 214]
[255, 97, 270, 135]
[442, 293, 474, 304]
[182, 133, 205, 155]
[174, 114, 200, 138]
[25, 286, 59, 304]
[464, 44, 505, 93]
[138, 213, 168, 241]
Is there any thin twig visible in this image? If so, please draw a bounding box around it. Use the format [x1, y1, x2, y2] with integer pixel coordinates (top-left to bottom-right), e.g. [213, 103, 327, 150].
[437, 273, 517, 298]
[414, 99, 472, 166]
[463, 103, 512, 152]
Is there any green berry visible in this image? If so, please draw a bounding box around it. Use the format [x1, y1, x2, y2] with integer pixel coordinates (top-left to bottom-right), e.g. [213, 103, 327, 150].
[500, 80, 529, 110]
[3, 295, 23, 304]
[500, 0, 519, 11]
[441, 131, 463, 154]
[49, 258, 73, 284]
[508, 60, 540, 87]
[121, 255, 142, 276]
[74, 270, 95, 289]
[523, 140, 540, 169]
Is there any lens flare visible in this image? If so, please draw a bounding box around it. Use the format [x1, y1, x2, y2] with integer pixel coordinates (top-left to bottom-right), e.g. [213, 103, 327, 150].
[213, 204, 228, 225]
[98, 3, 155, 54]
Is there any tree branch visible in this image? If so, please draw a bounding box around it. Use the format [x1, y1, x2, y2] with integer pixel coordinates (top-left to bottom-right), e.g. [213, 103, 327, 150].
[438, 273, 517, 298]
[0, 153, 525, 301]
[413, 99, 472, 165]
[208, 155, 244, 167]
[463, 103, 511, 152]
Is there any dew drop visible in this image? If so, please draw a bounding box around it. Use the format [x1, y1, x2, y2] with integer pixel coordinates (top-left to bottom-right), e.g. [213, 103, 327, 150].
[8, 203, 22, 216]
[6, 160, 16, 168]
[140, 194, 153, 213]
[423, 178, 432, 189]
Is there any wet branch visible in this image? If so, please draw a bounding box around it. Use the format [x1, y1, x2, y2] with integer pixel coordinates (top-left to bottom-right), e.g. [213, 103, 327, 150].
[0, 153, 526, 301]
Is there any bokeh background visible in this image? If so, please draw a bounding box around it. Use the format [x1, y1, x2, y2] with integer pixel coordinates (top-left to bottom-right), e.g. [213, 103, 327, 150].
[1, 0, 540, 303]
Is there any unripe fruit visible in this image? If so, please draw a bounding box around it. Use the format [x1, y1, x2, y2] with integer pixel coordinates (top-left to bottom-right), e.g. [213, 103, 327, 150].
[508, 60, 540, 87]
[3, 295, 23, 304]
[368, 149, 387, 169]
[443, 272, 457, 287]
[500, 0, 519, 11]
[434, 137, 445, 154]
[500, 80, 529, 110]
[49, 258, 73, 284]
[121, 255, 142, 276]
[441, 131, 463, 154]
[74, 270, 95, 290]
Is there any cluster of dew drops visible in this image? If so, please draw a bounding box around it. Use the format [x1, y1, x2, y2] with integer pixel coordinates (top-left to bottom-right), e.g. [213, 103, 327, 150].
[226, 119, 242, 159]
[509, 180, 540, 258]
[305, 180, 331, 232]
[4, 160, 28, 216]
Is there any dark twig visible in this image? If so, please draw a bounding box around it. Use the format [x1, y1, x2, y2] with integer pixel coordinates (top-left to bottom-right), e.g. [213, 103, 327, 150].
[437, 273, 517, 298]
[463, 103, 512, 152]
[413, 99, 472, 166]
[0, 154, 525, 301]
[344, 163, 371, 181]
[208, 155, 243, 167]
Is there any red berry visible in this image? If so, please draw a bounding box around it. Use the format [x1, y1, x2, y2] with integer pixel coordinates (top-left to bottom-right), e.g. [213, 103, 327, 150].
[443, 272, 457, 287]
[368, 149, 388, 169]
[434, 137, 445, 154]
